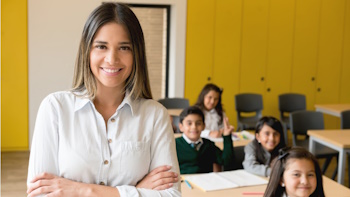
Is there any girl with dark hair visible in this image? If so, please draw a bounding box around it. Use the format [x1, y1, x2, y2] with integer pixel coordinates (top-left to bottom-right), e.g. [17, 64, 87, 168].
[27, 3, 180, 196]
[243, 116, 286, 177]
[195, 83, 234, 138]
[264, 147, 325, 197]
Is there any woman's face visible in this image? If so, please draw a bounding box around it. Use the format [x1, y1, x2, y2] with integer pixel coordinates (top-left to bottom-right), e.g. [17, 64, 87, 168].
[90, 22, 133, 91]
[203, 90, 220, 111]
[255, 124, 281, 152]
[282, 158, 317, 197]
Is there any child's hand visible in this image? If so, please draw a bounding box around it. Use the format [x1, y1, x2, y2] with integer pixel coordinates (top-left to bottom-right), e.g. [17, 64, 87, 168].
[136, 165, 178, 190]
[222, 117, 234, 136]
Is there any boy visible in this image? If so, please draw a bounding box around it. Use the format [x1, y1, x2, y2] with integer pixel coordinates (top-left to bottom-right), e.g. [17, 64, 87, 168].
[176, 106, 235, 174]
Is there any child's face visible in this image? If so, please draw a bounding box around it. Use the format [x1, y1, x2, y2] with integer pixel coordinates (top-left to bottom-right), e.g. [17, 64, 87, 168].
[179, 114, 205, 142]
[203, 90, 220, 111]
[282, 158, 317, 197]
[255, 124, 280, 152]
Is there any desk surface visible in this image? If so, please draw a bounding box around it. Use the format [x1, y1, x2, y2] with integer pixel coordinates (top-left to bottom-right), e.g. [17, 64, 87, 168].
[180, 176, 350, 197]
[173, 133, 252, 148]
[315, 104, 350, 117]
[307, 129, 350, 148]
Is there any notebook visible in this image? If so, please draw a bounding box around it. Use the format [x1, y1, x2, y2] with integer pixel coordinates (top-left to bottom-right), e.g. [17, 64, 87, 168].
[182, 170, 268, 192]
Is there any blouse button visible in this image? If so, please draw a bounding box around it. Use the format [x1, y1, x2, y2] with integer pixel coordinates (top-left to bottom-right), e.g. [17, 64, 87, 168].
[104, 160, 109, 165]
[99, 182, 105, 185]
[108, 139, 112, 143]
[111, 118, 116, 122]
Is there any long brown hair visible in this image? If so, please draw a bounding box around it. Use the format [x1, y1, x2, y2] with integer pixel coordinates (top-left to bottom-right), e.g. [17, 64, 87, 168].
[264, 147, 325, 197]
[72, 2, 152, 100]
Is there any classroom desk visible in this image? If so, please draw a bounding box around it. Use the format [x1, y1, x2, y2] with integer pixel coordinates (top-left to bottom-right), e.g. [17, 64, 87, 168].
[167, 109, 183, 116]
[315, 104, 350, 117]
[173, 133, 252, 148]
[180, 175, 350, 197]
[308, 129, 350, 184]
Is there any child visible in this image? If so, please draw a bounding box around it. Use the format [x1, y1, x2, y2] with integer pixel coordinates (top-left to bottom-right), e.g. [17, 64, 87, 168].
[264, 147, 325, 197]
[195, 83, 226, 138]
[243, 116, 286, 177]
[175, 106, 235, 174]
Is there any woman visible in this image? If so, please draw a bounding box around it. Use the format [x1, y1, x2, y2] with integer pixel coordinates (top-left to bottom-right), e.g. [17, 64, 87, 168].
[27, 3, 180, 196]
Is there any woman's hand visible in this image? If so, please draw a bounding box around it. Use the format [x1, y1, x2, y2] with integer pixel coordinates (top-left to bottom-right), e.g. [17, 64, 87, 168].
[27, 172, 86, 197]
[222, 117, 234, 136]
[27, 172, 120, 197]
[136, 165, 178, 190]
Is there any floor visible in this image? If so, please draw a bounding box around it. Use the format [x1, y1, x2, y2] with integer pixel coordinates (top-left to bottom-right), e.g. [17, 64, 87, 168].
[1, 150, 349, 197]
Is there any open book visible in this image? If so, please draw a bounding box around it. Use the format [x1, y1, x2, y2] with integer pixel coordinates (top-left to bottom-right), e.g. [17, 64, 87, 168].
[182, 170, 268, 192]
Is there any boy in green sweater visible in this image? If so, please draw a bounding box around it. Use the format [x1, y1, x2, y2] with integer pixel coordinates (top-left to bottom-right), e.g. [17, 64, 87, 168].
[176, 106, 235, 174]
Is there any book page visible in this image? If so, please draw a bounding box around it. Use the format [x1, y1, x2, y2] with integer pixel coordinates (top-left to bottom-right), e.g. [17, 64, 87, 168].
[183, 170, 268, 192]
[184, 173, 239, 191]
[217, 170, 268, 187]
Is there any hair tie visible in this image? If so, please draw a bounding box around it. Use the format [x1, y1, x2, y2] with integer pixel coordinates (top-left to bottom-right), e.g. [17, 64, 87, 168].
[278, 147, 290, 160]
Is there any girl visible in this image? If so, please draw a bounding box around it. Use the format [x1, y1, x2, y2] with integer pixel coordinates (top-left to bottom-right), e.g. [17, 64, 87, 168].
[27, 3, 180, 197]
[264, 147, 325, 197]
[243, 116, 286, 177]
[195, 83, 228, 138]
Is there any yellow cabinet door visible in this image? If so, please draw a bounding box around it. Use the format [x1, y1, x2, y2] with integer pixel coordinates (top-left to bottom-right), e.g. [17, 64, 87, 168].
[185, 0, 216, 104]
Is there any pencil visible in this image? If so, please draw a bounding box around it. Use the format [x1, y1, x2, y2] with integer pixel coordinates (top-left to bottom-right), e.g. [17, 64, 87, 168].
[184, 180, 193, 189]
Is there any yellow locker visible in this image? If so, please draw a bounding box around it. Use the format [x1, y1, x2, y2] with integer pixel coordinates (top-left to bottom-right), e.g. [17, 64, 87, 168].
[291, 0, 321, 111]
[315, 0, 346, 128]
[264, 0, 295, 118]
[185, 0, 216, 104]
[212, 0, 242, 126]
[239, 0, 269, 94]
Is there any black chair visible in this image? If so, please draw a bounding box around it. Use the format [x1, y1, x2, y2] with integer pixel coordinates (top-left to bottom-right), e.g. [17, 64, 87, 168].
[340, 110, 350, 186]
[290, 110, 338, 175]
[235, 93, 263, 131]
[158, 98, 190, 133]
[233, 146, 245, 170]
[278, 93, 306, 145]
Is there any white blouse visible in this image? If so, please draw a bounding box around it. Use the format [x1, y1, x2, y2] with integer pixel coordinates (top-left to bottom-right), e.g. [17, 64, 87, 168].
[27, 91, 181, 197]
[200, 109, 224, 137]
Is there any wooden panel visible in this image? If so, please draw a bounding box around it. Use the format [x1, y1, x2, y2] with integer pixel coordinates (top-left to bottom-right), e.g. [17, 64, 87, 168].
[291, 0, 321, 110]
[213, 0, 242, 125]
[185, 0, 215, 104]
[1, 0, 29, 151]
[315, 0, 346, 128]
[239, 0, 269, 94]
[339, 0, 350, 103]
[264, 0, 295, 117]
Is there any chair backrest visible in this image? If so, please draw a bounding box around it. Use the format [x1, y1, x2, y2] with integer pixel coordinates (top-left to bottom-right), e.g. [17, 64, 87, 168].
[235, 93, 263, 112]
[233, 146, 245, 170]
[278, 93, 306, 113]
[290, 111, 324, 136]
[341, 110, 350, 129]
[158, 98, 189, 109]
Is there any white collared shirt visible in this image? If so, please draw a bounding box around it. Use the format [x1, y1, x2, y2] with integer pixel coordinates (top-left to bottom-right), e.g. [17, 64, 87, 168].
[200, 109, 225, 138]
[27, 91, 181, 197]
[182, 134, 203, 151]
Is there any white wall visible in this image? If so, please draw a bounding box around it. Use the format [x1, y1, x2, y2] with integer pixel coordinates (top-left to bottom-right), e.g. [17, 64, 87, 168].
[28, 0, 187, 148]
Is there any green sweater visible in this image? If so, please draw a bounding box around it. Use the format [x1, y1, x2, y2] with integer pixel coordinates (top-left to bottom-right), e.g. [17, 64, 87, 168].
[176, 135, 234, 174]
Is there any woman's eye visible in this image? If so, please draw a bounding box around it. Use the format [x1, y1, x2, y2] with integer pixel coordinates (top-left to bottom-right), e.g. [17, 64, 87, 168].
[95, 45, 107, 49]
[120, 46, 131, 51]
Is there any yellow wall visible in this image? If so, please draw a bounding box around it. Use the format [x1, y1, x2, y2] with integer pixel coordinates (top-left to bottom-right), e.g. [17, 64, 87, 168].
[1, 0, 28, 151]
[185, 0, 350, 128]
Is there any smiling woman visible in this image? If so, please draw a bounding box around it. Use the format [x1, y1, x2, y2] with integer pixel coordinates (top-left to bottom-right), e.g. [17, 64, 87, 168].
[26, 3, 180, 197]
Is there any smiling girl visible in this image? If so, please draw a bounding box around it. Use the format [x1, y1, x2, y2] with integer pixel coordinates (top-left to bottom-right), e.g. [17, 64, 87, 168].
[243, 116, 286, 177]
[264, 147, 325, 197]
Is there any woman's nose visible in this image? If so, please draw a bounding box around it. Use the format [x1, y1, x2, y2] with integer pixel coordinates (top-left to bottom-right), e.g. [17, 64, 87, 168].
[104, 51, 119, 65]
